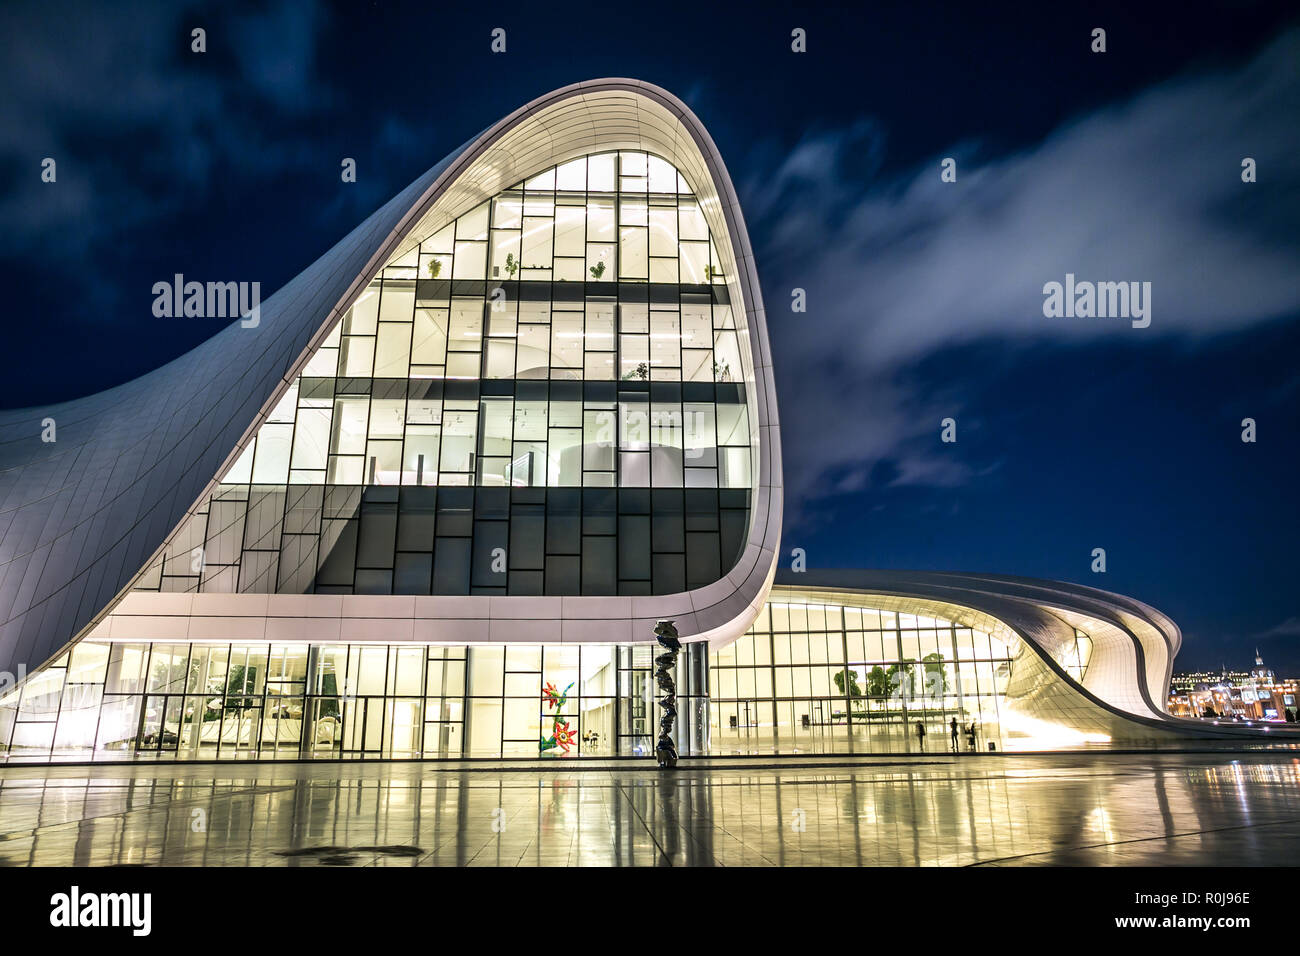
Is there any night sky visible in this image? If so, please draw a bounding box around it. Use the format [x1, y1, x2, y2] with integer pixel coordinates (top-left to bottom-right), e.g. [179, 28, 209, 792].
[1, 1, 1296, 672]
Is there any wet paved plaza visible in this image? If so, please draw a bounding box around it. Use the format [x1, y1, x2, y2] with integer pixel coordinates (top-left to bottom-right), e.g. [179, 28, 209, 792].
[1, 750, 1298, 866]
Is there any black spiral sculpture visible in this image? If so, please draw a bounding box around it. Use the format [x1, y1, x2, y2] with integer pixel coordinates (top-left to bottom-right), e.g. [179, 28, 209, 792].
[653, 619, 682, 769]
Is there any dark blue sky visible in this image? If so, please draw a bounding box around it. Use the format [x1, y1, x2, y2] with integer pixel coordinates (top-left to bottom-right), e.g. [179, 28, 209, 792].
[1, 1, 1297, 671]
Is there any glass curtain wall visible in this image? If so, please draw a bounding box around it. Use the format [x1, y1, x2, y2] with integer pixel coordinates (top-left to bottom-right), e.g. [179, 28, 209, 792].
[0, 640, 707, 763]
[0, 602, 1092, 762]
[709, 600, 1091, 755]
[131, 150, 752, 599]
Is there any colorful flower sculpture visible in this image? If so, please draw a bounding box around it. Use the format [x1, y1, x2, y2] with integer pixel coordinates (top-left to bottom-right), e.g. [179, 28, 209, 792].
[542, 681, 573, 710]
[540, 681, 577, 755]
[552, 721, 578, 753]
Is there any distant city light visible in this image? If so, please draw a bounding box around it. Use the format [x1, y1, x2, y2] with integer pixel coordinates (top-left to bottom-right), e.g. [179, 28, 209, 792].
[1167, 652, 1298, 724]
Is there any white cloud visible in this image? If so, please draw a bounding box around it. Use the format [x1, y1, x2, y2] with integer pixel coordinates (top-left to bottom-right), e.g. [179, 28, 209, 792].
[746, 30, 1300, 513]
[1257, 616, 1300, 639]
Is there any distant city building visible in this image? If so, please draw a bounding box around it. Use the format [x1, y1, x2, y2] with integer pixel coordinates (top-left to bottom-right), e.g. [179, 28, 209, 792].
[1171, 670, 1248, 693]
[1168, 651, 1298, 723]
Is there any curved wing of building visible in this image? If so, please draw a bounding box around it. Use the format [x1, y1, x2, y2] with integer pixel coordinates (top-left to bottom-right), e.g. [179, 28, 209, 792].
[760, 571, 1189, 746]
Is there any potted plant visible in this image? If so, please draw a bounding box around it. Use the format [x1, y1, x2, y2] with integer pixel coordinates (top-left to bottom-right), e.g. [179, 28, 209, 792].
[589, 260, 606, 280]
[504, 253, 518, 279]
[426, 258, 443, 279]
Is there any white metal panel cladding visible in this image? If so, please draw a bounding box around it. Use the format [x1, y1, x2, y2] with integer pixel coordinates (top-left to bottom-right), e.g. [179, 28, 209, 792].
[0, 80, 783, 677]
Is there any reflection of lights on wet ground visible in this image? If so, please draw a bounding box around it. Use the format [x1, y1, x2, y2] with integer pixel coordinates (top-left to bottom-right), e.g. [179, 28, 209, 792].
[7, 752, 1300, 866]
[1201, 761, 1255, 820]
[856, 803, 879, 825]
[1087, 806, 1115, 843]
[1000, 710, 1111, 747]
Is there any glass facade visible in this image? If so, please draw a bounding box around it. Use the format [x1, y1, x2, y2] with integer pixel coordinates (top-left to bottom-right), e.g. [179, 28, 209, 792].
[0, 592, 1091, 763]
[132, 150, 753, 598]
[0, 640, 710, 762]
[711, 601, 1091, 754]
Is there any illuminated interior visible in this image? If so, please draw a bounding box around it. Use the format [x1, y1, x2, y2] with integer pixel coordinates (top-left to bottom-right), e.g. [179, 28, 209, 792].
[128, 150, 755, 598]
[0, 588, 1108, 762]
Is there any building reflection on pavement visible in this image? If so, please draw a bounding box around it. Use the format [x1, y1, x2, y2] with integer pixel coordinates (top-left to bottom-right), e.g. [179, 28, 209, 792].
[1, 752, 1298, 867]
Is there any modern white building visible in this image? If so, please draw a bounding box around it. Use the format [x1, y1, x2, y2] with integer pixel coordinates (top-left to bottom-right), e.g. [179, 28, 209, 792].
[0, 80, 1275, 763]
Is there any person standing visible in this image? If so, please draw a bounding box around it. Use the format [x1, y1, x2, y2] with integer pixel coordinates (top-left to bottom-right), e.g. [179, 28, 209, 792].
[915, 719, 926, 751]
[950, 717, 959, 751]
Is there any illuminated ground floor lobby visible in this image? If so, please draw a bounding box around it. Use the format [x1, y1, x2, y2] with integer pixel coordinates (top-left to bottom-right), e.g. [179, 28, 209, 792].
[0, 582, 1149, 764]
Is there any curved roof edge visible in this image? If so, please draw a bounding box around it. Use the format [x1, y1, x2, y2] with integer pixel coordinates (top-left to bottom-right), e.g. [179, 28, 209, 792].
[770, 570, 1296, 742]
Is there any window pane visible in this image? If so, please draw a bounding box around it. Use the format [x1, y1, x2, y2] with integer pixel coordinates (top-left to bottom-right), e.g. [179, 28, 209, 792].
[619, 226, 648, 279]
[412, 309, 448, 365]
[345, 285, 380, 334]
[555, 204, 584, 256]
[551, 312, 583, 374]
[251, 424, 292, 484]
[340, 336, 375, 376]
[683, 403, 717, 467]
[449, 299, 484, 351]
[521, 216, 553, 274]
[374, 324, 411, 378]
[452, 241, 486, 279]
[649, 207, 677, 257]
[290, 407, 330, 471]
[378, 283, 414, 323]
[402, 426, 440, 486]
[583, 410, 616, 471]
